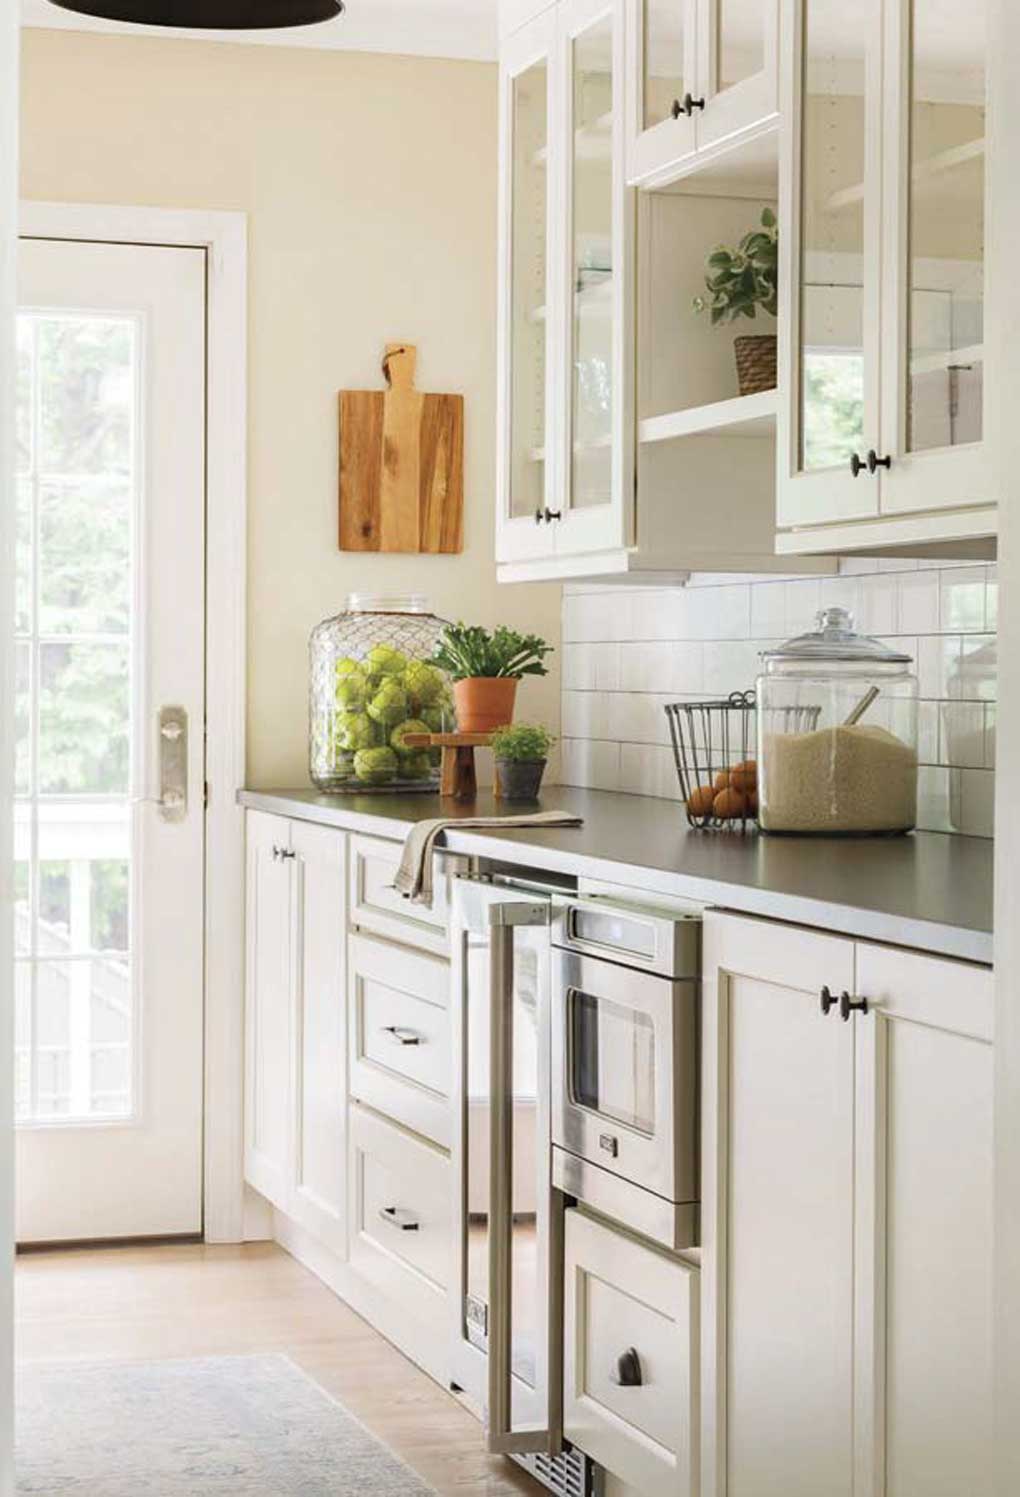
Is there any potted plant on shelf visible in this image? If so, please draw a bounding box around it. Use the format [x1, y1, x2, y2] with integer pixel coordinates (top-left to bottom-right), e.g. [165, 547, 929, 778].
[491, 723, 555, 802]
[431, 623, 552, 732]
[693, 207, 778, 396]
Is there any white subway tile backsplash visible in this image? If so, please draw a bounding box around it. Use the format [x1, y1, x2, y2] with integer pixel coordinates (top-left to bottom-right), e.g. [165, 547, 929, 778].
[939, 567, 987, 633]
[560, 558, 997, 838]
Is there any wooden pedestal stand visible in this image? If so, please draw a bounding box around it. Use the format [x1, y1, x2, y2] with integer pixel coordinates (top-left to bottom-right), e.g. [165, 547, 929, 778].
[403, 731, 497, 801]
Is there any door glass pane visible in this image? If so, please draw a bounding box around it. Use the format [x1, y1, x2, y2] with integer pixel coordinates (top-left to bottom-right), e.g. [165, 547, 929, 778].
[569, 990, 656, 1134]
[571, 13, 614, 511]
[464, 922, 542, 1392]
[799, 5, 867, 472]
[509, 59, 548, 521]
[907, 0, 985, 453]
[644, 1, 687, 129]
[16, 310, 137, 1125]
[719, 0, 765, 89]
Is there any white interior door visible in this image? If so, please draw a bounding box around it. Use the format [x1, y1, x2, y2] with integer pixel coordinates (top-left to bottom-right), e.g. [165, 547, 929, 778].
[14, 236, 206, 1243]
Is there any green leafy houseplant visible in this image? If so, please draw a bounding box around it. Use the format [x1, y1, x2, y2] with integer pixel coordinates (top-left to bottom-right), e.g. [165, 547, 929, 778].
[432, 624, 554, 734]
[490, 723, 555, 762]
[491, 723, 555, 801]
[431, 624, 552, 681]
[692, 208, 778, 325]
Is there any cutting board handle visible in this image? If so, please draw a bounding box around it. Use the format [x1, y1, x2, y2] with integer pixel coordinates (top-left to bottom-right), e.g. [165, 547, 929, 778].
[383, 342, 417, 390]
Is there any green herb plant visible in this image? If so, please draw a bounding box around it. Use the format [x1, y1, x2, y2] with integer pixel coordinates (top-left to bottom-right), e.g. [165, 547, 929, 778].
[490, 723, 555, 762]
[431, 623, 552, 681]
[692, 208, 778, 326]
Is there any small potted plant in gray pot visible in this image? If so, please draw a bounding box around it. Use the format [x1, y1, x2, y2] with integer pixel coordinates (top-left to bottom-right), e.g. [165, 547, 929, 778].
[490, 723, 555, 802]
[693, 207, 778, 396]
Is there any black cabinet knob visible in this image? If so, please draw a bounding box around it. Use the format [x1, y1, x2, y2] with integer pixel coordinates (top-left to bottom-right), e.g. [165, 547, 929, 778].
[544, 508, 562, 523]
[867, 449, 892, 473]
[840, 990, 869, 1022]
[820, 985, 838, 1016]
[850, 453, 865, 478]
[610, 1348, 643, 1387]
[671, 93, 705, 118]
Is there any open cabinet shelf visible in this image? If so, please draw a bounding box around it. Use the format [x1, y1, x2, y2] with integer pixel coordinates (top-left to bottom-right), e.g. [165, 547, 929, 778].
[639, 388, 777, 443]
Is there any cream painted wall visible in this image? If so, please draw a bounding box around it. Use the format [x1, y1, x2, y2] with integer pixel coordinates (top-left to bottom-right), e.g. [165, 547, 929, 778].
[18, 28, 561, 787]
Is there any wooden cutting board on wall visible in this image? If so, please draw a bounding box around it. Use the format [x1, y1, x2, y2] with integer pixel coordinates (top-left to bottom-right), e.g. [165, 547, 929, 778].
[339, 343, 464, 553]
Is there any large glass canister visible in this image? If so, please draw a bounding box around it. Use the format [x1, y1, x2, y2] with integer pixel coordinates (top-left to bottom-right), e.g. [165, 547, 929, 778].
[756, 607, 918, 836]
[309, 595, 455, 793]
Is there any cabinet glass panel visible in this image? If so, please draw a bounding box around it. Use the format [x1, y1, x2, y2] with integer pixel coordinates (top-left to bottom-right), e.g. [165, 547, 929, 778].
[509, 59, 548, 521]
[906, 0, 985, 453]
[643, 2, 688, 129]
[718, 0, 765, 90]
[570, 14, 614, 510]
[798, 4, 867, 473]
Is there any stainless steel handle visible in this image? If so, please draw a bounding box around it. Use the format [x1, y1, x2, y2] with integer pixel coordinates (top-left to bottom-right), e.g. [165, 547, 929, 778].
[487, 899, 555, 1458]
[157, 706, 188, 823]
[383, 1025, 421, 1046]
[378, 1206, 419, 1232]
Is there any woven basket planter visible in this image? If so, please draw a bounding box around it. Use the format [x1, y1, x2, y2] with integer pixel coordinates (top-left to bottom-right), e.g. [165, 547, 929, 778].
[733, 334, 778, 396]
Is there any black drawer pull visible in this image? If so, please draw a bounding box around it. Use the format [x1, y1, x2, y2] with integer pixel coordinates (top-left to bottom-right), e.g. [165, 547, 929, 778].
[378, 1206, 419, 1232]
[610, 1348, 644, 1387]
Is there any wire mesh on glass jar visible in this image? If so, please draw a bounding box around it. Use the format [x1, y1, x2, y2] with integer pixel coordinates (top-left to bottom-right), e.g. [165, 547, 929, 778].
[309, 595, 455, 793]
[665, 691, 821, 830]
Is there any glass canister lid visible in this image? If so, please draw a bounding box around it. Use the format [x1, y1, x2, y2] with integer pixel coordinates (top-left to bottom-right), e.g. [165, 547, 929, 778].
[761, 606, 913, 667]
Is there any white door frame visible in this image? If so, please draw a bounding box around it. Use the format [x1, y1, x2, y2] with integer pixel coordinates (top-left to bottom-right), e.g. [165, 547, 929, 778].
[17, 200, 248, 1245]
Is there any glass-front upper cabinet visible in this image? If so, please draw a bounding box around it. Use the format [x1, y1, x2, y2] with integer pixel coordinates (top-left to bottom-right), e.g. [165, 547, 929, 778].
[496, 10, 558, 564]
[626, 0, 778, 188]
[777, 0, 993, 541]
[880, 0, 990, 514]
[776, 0, 883, 530]
[558, 0, 634, 557]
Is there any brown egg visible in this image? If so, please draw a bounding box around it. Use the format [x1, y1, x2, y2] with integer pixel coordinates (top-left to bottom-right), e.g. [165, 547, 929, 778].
[730, 760, 758, 793]
[713, 770, 731, 793]
[687, 785, 716, 818]
[714, 787, 748, 821]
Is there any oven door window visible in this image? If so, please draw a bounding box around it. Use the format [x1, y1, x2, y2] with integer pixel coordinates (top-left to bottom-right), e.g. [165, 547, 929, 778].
[568, 988, 655, 1136]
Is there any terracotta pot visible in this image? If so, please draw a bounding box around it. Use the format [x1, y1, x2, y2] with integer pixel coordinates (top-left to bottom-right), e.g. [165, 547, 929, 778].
[454, 677, 518, 733]
[733, 334, 778, 396]
[496, 757, 547, 802]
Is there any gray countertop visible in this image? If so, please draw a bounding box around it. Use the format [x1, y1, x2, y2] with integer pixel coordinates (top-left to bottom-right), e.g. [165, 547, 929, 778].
[238, 785, 994, 964]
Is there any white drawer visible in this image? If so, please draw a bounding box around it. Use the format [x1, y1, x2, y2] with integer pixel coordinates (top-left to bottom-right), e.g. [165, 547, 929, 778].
[349, 833, 465, 955]
[348, 933, 451, 1147]
[564, 1209, 699, 1497]
[348, 1104, 451, 1324]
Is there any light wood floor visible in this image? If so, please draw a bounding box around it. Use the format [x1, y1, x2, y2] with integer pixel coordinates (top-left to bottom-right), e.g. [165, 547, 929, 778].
[16, 1240, 542, 1496]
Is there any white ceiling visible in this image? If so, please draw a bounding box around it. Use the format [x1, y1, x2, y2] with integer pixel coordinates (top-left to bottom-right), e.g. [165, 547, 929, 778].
[20, 0, 499, 61]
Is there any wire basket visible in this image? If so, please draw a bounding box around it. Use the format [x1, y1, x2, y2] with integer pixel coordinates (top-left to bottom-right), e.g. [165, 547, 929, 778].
[665, 691, 821, 831]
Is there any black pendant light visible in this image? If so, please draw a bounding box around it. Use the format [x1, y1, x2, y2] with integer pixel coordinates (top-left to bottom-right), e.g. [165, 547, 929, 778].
[47, 0, 344, 27]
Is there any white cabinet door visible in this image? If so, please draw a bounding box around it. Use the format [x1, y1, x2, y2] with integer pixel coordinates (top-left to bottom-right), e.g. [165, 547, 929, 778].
[776, 0, 884, 531]
[702, 911, 856, 1497]
[557, 0, 635, 558]
[878, 0, 991, 517]
[497, 8, 562, 563]
[564, 1208, 699, 1496]
[288, 820, 347, 1256]
[244, 811, 294, 1214]
[625, 0, 778, 187]
[853, 945, 993, 1497]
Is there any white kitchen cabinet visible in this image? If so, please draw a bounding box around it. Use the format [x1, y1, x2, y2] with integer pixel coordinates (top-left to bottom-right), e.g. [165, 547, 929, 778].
[498, 0, 829, 584]
[244, 811, 294, 1214]
[625, 0, 779, 190]
[348, 932, 451, 1148]
[776, 0, 996, 554]
[244, 811, 348, 1257]
[564, 1208, 700, 1496]
[702, 911, 994, 1497]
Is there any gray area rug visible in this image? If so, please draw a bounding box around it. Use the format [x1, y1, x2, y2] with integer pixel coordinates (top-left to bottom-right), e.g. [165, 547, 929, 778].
[17, 1353, 437, 1495]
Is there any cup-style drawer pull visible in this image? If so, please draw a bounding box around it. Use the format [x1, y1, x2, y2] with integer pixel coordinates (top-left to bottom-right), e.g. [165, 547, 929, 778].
[378, 1206, 420, 1232]
[382, 1025, 422, 1046]
[610, 1347, 644, 1387]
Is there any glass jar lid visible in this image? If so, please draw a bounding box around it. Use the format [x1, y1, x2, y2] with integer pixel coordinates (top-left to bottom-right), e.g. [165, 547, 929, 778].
[761, 606, 912, 664]
[346, 593, 431, 615]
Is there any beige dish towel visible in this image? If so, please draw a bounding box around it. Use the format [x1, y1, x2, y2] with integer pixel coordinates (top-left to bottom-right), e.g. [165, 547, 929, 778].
[394, 812, 583, 907]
